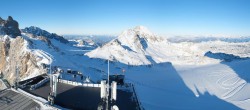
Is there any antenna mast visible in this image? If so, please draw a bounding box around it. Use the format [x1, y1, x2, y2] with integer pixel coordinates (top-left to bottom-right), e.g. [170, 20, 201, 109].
[106, 59, 110, 110]
[15, 65, 19, 90]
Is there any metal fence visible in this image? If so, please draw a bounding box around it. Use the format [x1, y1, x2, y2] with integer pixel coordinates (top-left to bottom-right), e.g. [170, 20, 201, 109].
[58, 79, 101, 87]
[30, 77, 50, 90]
[129, 83, 144, 110]
[58, 79, 143, 109]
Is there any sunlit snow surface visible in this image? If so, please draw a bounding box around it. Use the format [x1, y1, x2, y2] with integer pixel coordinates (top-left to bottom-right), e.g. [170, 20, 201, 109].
[175, 61, 250, 109]
[19, 28, 250, 109]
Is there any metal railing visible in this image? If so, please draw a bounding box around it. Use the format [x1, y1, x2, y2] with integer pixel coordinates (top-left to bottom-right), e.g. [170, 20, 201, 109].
[30, 77, 50, 90]
[0, 79, 11, 88]
[129, 83, 144, 110]
[58, 79, 101, 87]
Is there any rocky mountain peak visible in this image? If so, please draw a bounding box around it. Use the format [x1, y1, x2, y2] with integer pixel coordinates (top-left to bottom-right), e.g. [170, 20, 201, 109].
[117, 26, 164, 50]
[22, 26, 69, 43]
[86, 26, 167, 65]
[7, 16, 13, 21]
[0, 16, 21, 38]
[22, 26, 50, 37]
[0, 17, 3, 22]
[133, 25, 153, 35]
[119, 26, 153, 38]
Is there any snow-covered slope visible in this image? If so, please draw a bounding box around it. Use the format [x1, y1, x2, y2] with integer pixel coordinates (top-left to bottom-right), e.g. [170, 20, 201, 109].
[86, 26, 180, 65]
[83, 26, 250, 110]
[174, 60, 250, 109]
[86, 26, 250, 65]
[86, 26, 205, 65]
[117, 59, 250, 110]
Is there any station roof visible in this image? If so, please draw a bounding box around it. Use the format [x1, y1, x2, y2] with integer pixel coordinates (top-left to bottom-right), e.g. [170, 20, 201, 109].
[23, 81, 137, 110]
[0, 89, 40, 110]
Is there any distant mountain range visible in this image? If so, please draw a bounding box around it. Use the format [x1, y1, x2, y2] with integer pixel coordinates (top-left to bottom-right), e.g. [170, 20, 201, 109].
[63, 34, 116, 46]
[167, 36, 250, 43]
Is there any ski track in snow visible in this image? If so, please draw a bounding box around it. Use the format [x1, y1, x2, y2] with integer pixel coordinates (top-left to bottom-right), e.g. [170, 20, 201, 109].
[222, 81, 246, 99]
[175, 62, 250, 110]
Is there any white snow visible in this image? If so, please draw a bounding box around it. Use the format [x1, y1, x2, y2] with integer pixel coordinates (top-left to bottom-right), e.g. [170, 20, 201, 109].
[175, 60, 250, 109]
[85, 26, 220, 65]
[84, 26, 250, 109]
[12, 26, 250, 110]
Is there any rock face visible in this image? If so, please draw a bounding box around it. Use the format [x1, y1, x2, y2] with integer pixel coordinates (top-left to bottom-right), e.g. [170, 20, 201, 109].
[204, 51, 248, 62]
[0, 16, 21, 38]
[21, 26, 69, 43]
[0, 16, 67, 85]
[0, 16, 41, 84]
[0, 36, 42, 85]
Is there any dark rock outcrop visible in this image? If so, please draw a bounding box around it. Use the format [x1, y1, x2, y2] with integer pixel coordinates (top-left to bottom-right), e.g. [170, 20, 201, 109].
[0, 16, 21, 38]
[0, 17, 4, 24]
[21, 26, 69, 43]
[205, 51, 249, 62]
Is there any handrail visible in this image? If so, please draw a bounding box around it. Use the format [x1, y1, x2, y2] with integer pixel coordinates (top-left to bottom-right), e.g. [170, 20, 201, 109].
[58, 79, 101, 87]
[130, 83, 144, 110]
[30, 77, 50, 90]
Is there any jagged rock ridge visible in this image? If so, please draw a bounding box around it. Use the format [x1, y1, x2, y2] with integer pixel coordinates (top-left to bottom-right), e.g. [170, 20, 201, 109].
[0, 16, 21, 38]
[21, 26, 69, 43]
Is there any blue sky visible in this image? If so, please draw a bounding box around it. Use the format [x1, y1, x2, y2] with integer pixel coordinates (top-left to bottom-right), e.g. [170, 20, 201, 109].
[1, 0, 250, 37]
